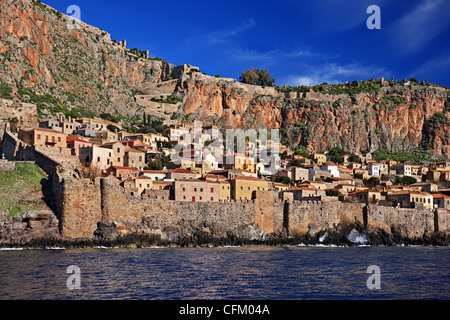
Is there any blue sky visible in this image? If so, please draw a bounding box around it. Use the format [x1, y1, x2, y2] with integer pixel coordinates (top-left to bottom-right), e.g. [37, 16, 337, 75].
[44, 0, 450, 87]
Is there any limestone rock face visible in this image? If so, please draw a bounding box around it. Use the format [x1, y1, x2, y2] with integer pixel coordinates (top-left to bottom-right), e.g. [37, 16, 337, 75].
[0, 0, 175, 116]
[180, 79, 450, 159]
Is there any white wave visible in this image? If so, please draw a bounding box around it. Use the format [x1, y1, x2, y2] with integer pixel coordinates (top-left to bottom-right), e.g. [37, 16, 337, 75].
[346, 229, 368, 244]
[319, 232, 328, 243]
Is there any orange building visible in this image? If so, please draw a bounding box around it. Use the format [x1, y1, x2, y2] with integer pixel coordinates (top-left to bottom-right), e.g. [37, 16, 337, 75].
[19, 128, 67, 148]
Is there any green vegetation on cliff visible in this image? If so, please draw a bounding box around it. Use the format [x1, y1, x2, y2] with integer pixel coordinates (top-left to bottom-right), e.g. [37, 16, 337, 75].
[372, 148, 440, 164]
[0, 163, 50, 217]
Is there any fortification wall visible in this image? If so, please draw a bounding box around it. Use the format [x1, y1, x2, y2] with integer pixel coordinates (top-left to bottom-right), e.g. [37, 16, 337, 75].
[54, 177, 450, 242]
[284, 201, 366, 237]
[99, 177, 257, 232]
[60, 178, 102, 238]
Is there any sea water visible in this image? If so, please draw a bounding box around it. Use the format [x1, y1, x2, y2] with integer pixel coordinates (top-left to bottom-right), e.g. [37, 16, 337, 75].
[0, 245, 448, 300]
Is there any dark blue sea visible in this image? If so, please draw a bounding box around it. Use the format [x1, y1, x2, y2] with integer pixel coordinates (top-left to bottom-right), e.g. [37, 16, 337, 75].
[0, 245, 449, 300]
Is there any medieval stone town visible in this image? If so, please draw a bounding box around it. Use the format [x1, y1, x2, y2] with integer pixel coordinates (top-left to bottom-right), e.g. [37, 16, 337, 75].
[2, 114, 450, 211]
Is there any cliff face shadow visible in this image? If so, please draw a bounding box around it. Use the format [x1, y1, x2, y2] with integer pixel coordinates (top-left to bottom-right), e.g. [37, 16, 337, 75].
[40, 177, 57, 213]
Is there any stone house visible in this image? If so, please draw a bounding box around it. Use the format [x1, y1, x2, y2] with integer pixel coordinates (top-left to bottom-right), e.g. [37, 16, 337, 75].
[105, 166, 140, 180]
[333, 183, 357, 195]
[324, 177, 355, 187]
[100, 142, 125, 166]
[409, 182, 438, 192]
[135, 176, 153, 194]
[387, 191, 433, 209]
[390, 164, 412, 176]
[39, 119, 82, 135]
[75, 117, 122, 131]
[313, 153, 327, 165]
[66, 137, 92, 156]
[353, 168, 370, 179]
[19, 128, 67, 148]
[121, 139, 144, 148]
[171, 179, 220, 202]
[120, 178, 136, 191]
[348, 189, 384, 204]
[166, 168, 197, 180]
[432, 193, 450, 209]
[218, 180, 231, 201]
[124, 147, 145, 170]
[290, 187, 326, 200]
[297, 181, 327, 190]
[152, 180, 173, 191]
[287, 166, 309, 182]
[228, 175, 269, 201]
[73, 126, 108, 139]
[165, 127, 190, 142]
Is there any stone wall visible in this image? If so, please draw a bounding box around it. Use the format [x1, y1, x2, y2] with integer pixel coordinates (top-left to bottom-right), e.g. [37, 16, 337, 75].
[99, 176, 256, 231]
[0, 159, 15, 172]
[59, 178, 102, 238]
[283, 201, 366, 237]
[366, 205, 437, 238]
[56, 176, 450, 242]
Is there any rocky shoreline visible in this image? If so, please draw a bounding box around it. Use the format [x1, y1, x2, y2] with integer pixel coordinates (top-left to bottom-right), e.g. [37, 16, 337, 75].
[1, 212, 449, 250]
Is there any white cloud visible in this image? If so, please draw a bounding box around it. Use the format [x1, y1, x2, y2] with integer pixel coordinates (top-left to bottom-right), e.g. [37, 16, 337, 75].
[283, 62, 387, 86]
[411, 53, 450, 79]
[206, 18, 256, 45]
[389, 0, 450, 54]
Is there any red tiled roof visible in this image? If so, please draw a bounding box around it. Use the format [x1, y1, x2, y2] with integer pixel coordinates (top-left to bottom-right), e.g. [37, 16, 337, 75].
[170, 168, 196, 174]
[290, 187, 317, 191]
[432, 193, 450, 198]
[111, 166, 139, 171]
[67, 137, 90, 143]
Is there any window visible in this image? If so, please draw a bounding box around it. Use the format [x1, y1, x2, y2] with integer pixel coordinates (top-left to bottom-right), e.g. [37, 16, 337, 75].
[248, 187, 250, 191]
[194, 188, 197, 192]
[200, 188, 203, 192]
[58, 137, 61, 142]
[210, 188, 214, 193]
[210, 197, 213, 201]
[117, 148, 120, 153]
[241, 186, 243, 190]
[97, 157, 100, 162]
[199, 196, 202, 200]
[182, 188, 186, 192]
[37, 134, 41, 140]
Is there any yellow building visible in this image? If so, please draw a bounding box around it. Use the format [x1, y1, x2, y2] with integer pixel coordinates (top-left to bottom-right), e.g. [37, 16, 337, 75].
[224, 153, 255, 172]
[135, 176, 153, 194]
[218, 180, 231, 201]
[313, 153, 327, 165]
[228, 175, 269, 201]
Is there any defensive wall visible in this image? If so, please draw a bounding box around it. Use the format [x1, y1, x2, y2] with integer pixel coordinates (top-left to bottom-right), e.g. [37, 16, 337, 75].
[59, 176, 450, 241]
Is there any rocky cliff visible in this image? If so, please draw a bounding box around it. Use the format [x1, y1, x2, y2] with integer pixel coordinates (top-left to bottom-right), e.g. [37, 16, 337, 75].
[0, 0, 175, 118]
[1, 0, 449, 159]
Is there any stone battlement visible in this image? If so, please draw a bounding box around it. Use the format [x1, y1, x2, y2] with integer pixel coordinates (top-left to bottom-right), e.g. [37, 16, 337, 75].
[58, 176, 450, 242]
